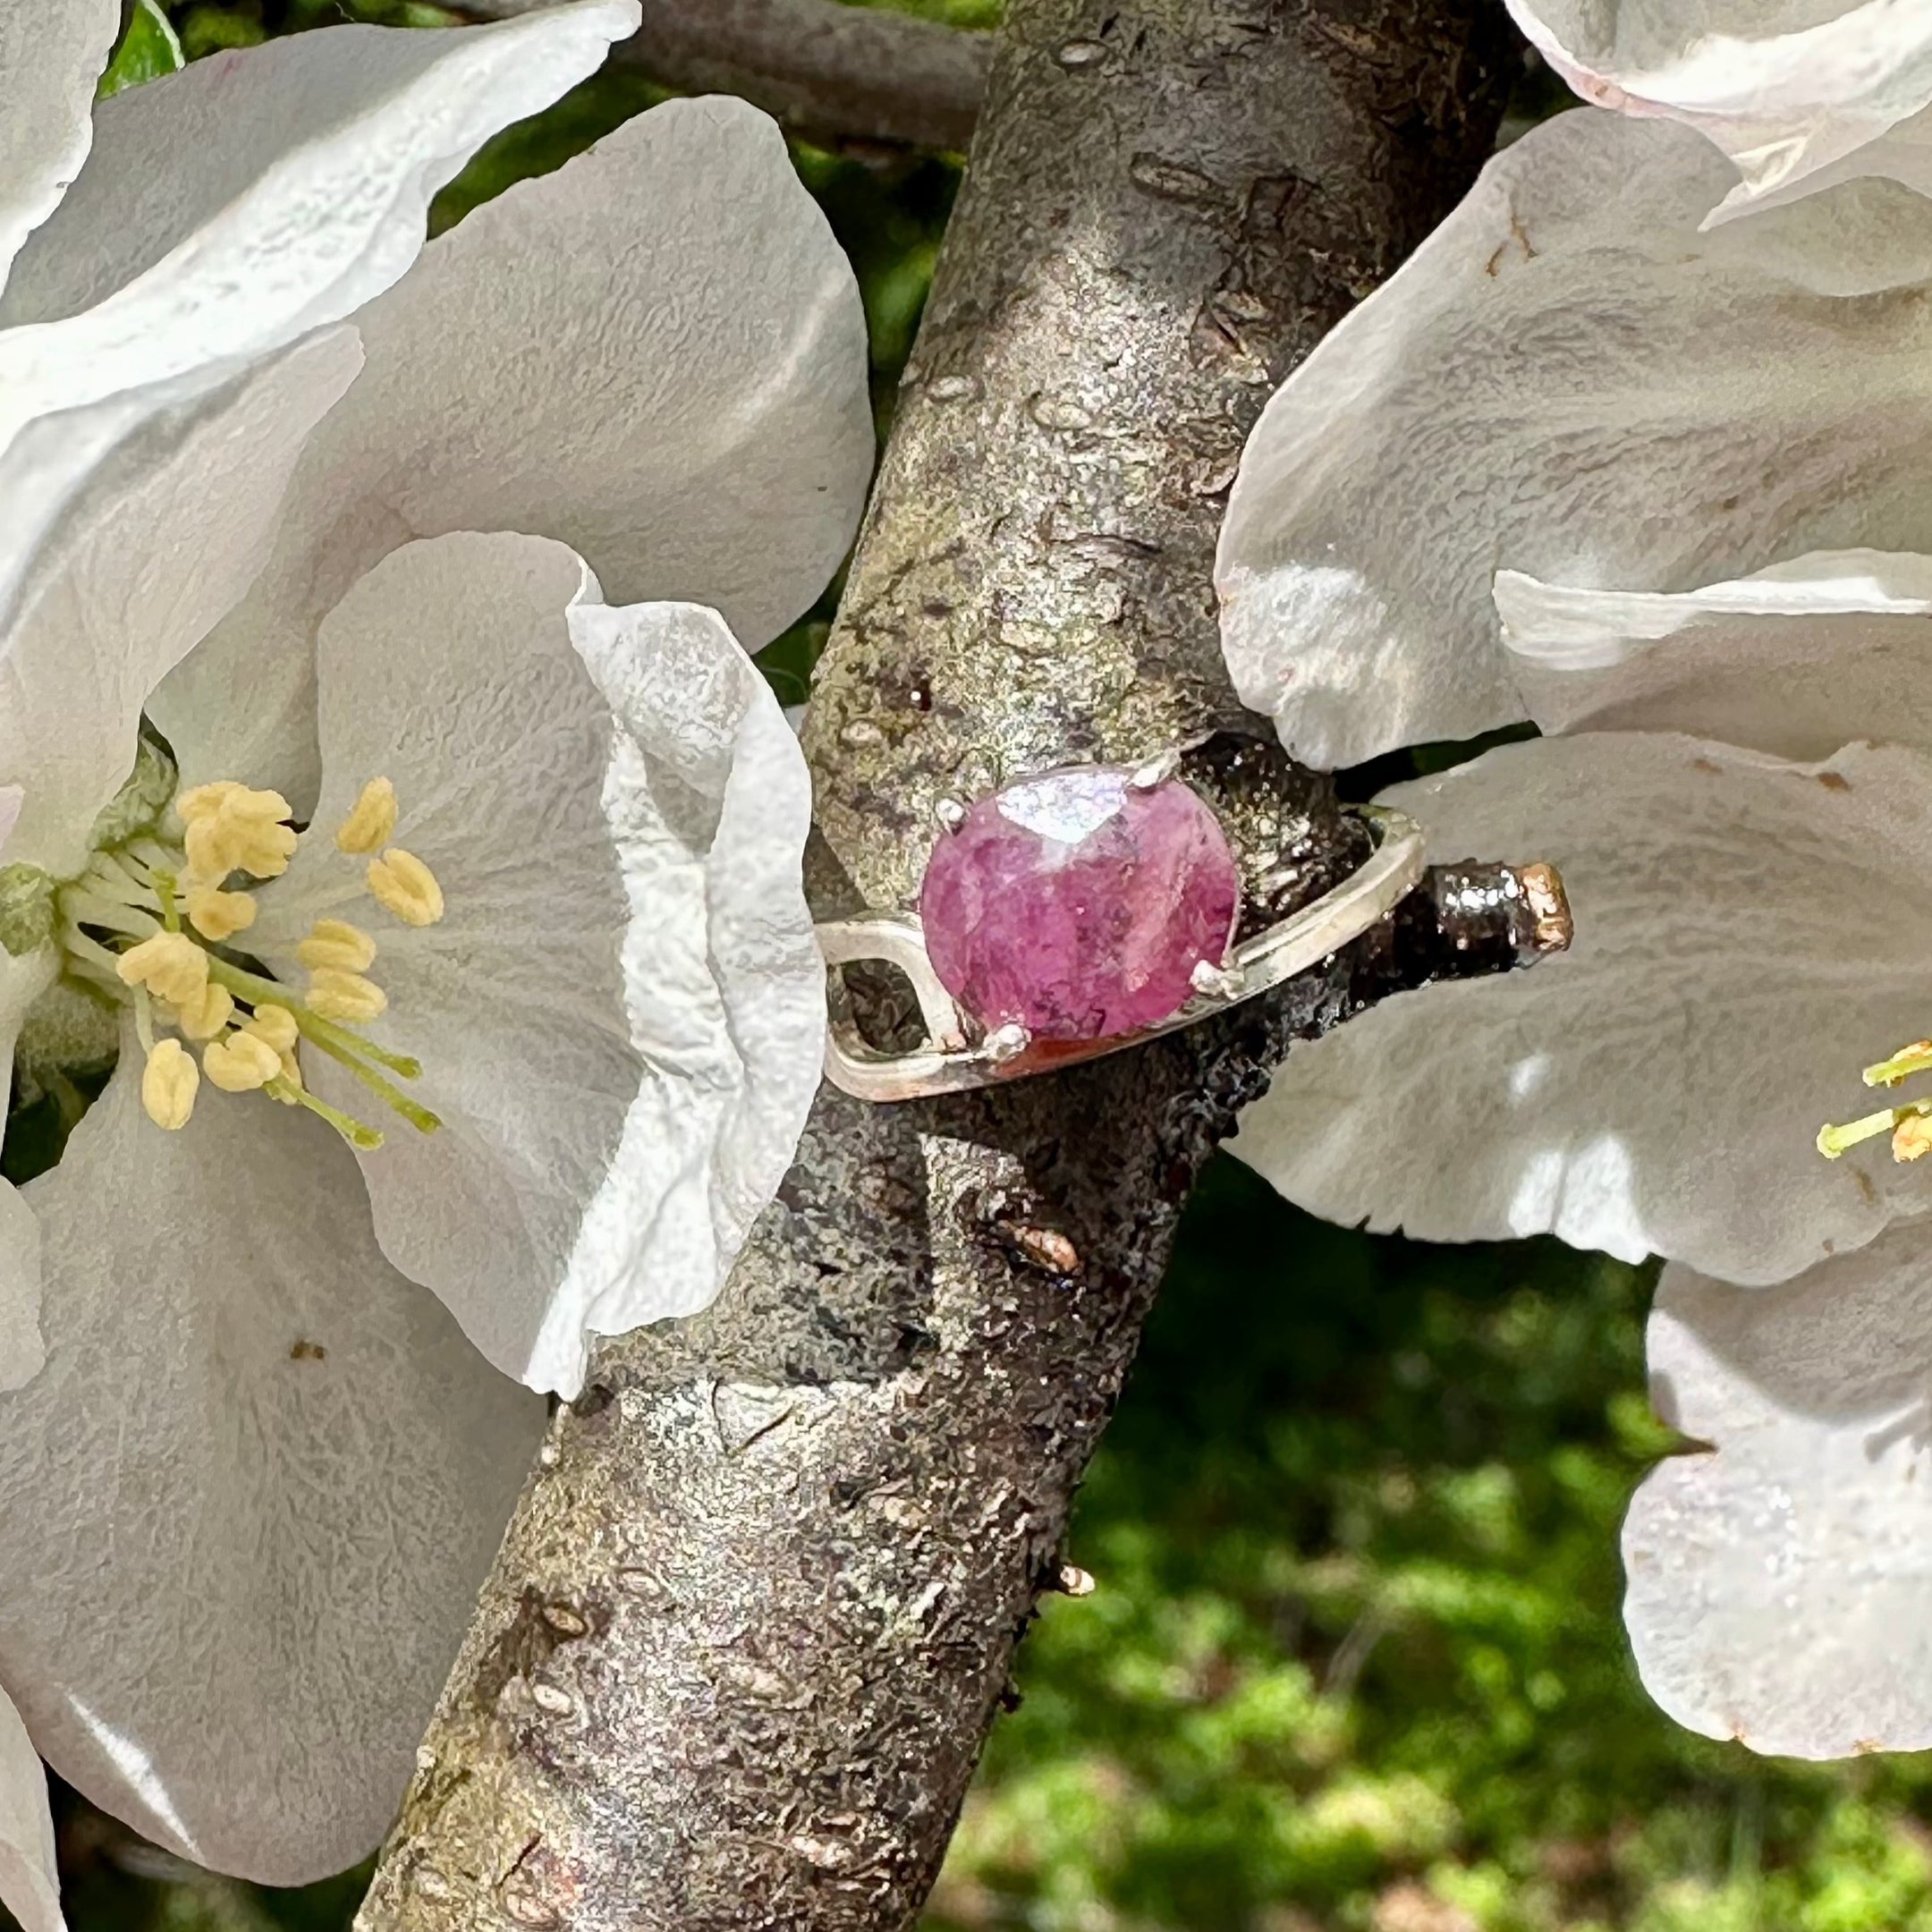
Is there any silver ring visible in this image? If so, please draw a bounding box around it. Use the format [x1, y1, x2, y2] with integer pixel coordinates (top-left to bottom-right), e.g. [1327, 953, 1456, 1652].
[818, 801, 1427, 1103]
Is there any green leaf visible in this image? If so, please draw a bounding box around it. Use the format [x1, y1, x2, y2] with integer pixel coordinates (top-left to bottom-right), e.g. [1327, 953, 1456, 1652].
[97, 0, 185, 99]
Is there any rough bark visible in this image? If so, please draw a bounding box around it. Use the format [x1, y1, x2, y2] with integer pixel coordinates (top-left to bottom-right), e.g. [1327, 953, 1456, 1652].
[454, 0, 991, 150]
[356, 2, 1517, 1928]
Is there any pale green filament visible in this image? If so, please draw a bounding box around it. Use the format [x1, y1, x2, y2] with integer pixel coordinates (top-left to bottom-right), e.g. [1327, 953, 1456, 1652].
[53, 851, 436, 1151]
[267, 1075, 385, 1151]
[1818, 1102, 1932, 1159]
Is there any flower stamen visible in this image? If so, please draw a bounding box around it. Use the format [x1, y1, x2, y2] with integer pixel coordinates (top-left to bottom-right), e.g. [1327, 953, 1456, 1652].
[202, 1030, 282, 1094]
[1821, 1035, 1932, 1163]
[305, 969, 386, 1024]
[171, 981, 234, 1043]
[54, 771, 445, 1151]
[140, 1038, 198, 1131]
[185, 883, 257, 942]
[117, 931, 208, 1007]
[267, 1075, 384, 1150]
[296, 919, 377, 974]
[335, 776, 397, 855]
[367, 848, 444, 927]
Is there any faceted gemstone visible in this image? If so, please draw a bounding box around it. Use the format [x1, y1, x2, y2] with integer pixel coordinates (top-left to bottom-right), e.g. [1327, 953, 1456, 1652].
[919, 765, 1240, 1041]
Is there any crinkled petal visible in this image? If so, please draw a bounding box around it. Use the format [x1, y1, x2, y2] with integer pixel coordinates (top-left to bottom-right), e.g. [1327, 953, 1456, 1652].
[1498, 548, 1932, 758]
[0, 926, 59, 1396]
[0, 0, 117, 290]
[1625, 1226, 1932, 1757]
[1216, 107, 1932, 769]
[0, 1043, 544, 1881]
[152, 94, 871, 816]
[0, 2, 637, 421]
[250, 532, 823, 1397]
[0, 329, 360, 880]
[0, 3, 634, 665]
[1506, 0, 1932, 221]
[1231, 733, 1932, 1284]
[0, 1683, 61, 1932]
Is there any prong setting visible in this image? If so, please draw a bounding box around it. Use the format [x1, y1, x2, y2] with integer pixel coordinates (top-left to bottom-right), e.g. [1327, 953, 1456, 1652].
[983, 1021, 1032, 1064]
[1190, 958, 1245, 1002]
[1128, 749, 1183, 791]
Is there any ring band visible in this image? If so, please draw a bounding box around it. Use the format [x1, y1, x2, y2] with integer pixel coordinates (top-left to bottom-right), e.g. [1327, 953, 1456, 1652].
[818, 802, 1427, 1104]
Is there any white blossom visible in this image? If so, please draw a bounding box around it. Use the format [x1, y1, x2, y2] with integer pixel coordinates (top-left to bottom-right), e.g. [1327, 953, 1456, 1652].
[1504, 0, 1932, 219]
[0, 3, 872, 1909]
[1216, 38, 1932, 1760]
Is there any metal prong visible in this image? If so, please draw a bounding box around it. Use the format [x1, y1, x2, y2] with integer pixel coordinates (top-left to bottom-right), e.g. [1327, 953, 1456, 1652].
[1128, 749, 1182, 790]
[1190, 958, 1246, 1002]
[935, 795, 969, 834]
[983, 1021, 1032, 1064]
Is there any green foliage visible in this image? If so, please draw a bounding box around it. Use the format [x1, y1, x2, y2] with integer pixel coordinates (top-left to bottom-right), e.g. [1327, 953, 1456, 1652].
[97, 0, 185, 99]
[926, 1161, 1932, 1932]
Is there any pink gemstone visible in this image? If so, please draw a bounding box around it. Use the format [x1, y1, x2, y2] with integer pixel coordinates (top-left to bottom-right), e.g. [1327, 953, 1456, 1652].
[919, 766, 1240, 1041]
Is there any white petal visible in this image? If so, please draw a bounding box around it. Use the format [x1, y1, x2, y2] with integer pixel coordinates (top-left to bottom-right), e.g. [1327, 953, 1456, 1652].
[0, 329, 360, 880]
[1625, 1226, 1932, 1757]
[0, 1046, 544, 1881]
[251, 532, 822, 1398]
[1506, 0, 1932, 220]
[0, 3, 638, 426]
[0, 0, 117, 290]
[0, 1683, 61, 1932]
[0, 936, 61, 1396]
[1498, 548, 1932, 758]
[152, 94, 871, 814]
[1232, 733, 1932, 1284]
[1216, 107, 1932, 769]
[0, 4, 634, 677]
[0, 1179, 47, 1402]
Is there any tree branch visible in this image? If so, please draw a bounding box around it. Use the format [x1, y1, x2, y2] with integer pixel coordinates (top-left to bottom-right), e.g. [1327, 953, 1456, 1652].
[355, 2, 1521, 1927]
[453, 0, 990, 150]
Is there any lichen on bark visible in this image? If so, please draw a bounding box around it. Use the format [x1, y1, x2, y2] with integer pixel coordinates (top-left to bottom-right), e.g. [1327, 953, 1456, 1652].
[355, 4, 1520, 1927]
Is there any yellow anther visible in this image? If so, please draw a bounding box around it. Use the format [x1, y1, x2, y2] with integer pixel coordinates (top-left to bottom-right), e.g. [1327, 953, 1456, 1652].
[203, 1030, 282, 1093]
[140, 1039, 199, 1131]
[307, 969, 387, 1023]
[335, 777, 398, 855]
[1896, 1115, 1932, 1163]
[296, 919, 377, 975]
[242, 1004, 300, 1055]
[279, 1048, 304, 1092]
[367, 847, 444, 927]
[225, 784, 291, 824]
[176, 781, 245, 823]
[172, 981, 234, 1043]
[187, 810, 298, 883]
[117, 930, 208, 1006]
[186, 885, 257, 943]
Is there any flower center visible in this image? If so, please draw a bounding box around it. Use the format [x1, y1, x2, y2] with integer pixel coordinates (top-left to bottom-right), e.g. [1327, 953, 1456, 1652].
[49, 770, 445, 1148]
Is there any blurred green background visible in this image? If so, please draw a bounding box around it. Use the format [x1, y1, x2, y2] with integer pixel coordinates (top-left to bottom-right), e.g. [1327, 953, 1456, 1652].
[21, 5, 1932, 1930]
